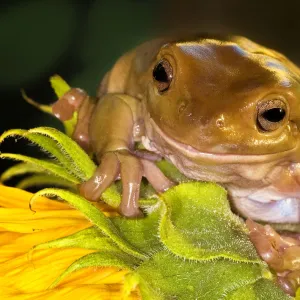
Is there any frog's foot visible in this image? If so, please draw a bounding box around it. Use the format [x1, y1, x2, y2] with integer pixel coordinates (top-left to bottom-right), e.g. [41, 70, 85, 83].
[246, 219, 300, 296]
[79, 152, 120, 202]
[141, 159, 174, 193]
[79, 150, 174, 218]
[52, 88, 87, 121]
[52, 87, 95, 152]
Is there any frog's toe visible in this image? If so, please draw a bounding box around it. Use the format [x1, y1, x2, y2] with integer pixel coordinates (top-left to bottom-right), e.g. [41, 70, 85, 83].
[52, 88, 87, 121]
[141, 159, 175, 193]
[116, 151, 144, 218]
[79, 152, 120, 201]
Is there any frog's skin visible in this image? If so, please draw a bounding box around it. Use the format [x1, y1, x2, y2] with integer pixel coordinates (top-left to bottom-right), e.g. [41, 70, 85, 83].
[52, 35, 300, 221]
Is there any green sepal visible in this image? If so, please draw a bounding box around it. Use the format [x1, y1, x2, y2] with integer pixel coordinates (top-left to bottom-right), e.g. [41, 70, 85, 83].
[16, 174, 76, 191]
[136, 251, 281, 300]
[111, 209, 162, 254]
[159, 182, 262, 263]
[28, 127, 96, 180]
[100, 183, 121, 208]
[0, 128, 95, 181]
[48, 251, 139, 289]
[100, 180, 159, 209]
[31, 188, 147, 260]
[226, 278, 292, 300]
[34, 226, 117, 252]
[0, 162, 44, 182]
[0, 153, 79, 184]
[123, 273, 141, 299]
[156, 159, 191, 183]
[21, 89, 53, 115]
[49, 74, 78, 136]
[49, 74, 70, 98]
[0, 129, 77, 177]
[22, 75, 77, 137]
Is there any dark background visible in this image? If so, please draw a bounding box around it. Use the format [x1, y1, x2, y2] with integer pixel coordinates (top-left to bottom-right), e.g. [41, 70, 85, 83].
[1, 0, 300, 173]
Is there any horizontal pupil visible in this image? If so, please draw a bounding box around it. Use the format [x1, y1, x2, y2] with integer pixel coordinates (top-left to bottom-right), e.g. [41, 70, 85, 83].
[153, 63, 169, 83]
[262, 108, 285, 122]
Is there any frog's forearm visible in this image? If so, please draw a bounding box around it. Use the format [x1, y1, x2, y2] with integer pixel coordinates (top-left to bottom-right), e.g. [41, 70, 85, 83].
[89, 94, 139, 157]
[81, 94, 146, 217]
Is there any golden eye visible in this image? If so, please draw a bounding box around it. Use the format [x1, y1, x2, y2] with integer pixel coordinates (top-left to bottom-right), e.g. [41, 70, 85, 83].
[153, 59, 173, 93]
[257, 99, 287, 131]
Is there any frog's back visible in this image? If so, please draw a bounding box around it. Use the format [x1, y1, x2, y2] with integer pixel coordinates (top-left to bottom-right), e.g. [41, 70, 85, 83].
[97, 33, 300, 99]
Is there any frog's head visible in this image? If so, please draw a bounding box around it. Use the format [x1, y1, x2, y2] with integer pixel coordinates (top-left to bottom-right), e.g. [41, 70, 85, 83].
[145, 37, 300, 160]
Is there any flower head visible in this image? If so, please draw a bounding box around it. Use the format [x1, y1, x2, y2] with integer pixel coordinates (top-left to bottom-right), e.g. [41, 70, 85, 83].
[0, 184, 140, 299]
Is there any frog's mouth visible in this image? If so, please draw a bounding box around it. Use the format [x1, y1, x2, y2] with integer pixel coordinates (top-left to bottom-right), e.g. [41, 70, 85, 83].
[148, 118, 297, 164]
[147, 118, 300, 224]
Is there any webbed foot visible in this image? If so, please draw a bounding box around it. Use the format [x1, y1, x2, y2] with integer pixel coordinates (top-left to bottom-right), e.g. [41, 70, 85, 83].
[246, 219, 300, 296]
[79, 150, 174, 218]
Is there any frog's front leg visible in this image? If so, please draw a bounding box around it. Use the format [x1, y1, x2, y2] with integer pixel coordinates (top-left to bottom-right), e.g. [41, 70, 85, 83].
[79, 94, 174, 217]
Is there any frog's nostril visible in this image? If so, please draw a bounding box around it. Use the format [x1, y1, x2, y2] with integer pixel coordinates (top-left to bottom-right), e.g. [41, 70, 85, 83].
[216, 117, 225, 128]
[178, 102, 187, 113]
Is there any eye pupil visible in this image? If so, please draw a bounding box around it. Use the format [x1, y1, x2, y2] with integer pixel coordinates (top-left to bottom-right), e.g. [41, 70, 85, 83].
[153, 63, 169, 83]
[153, 59, 173, 92]
[262, 108, 286, 122]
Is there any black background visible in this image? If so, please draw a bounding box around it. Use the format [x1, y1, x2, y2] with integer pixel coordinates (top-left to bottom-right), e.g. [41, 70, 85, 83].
[1, 0, 300, 173]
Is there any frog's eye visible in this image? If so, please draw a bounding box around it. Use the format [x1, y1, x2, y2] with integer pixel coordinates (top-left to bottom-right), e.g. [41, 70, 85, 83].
[153, 59, 173, 93]
[257, 99, 287, 131]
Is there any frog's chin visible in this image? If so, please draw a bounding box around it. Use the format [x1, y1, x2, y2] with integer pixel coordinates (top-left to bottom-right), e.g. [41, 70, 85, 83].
[147, 118, 297, 164]
[231, 196, 300, 223]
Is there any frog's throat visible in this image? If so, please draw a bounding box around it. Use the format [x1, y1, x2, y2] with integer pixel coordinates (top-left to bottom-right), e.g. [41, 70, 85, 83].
[148, 118, 298, 164]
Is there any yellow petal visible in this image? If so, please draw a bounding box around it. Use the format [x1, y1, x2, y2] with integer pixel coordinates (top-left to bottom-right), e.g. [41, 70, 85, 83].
[0, 185, 70, 210]
[0, 186, 140, 299]
[0, 225, 90, 263]
[0, 232, 23, 246]
[0, 248, 139, 298]
[0, 248, 95, 291]
[1, 285, 140, 300]
[0, 208, 90, 233]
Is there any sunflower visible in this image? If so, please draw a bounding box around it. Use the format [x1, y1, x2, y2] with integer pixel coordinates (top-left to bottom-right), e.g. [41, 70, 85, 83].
[0, 184, 140, 299]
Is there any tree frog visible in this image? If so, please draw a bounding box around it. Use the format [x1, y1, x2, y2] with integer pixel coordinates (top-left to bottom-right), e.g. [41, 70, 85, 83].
[52, 34, 300, 222]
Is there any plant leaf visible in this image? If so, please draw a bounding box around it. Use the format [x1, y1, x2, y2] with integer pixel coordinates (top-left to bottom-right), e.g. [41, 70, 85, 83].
[0, 153, 79, 183]
[159, 182, 262, 263]
[31, 188, 147, 260]
[49, 251, 139, 289]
